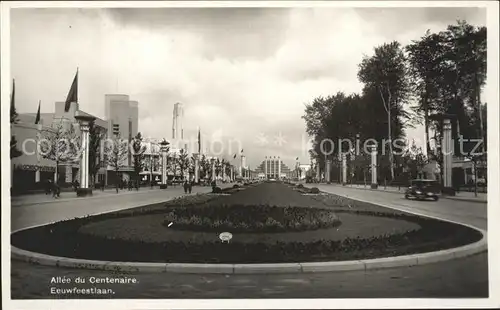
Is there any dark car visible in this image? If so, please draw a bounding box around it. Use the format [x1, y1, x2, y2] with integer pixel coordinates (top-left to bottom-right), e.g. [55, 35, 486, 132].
[405, 179, 440, 201]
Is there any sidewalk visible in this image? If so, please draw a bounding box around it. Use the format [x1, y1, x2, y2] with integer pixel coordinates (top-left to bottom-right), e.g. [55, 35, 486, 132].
[323, 183, 487, 204]
[10, 187, 163, 207]
[10, 183, 232, 208]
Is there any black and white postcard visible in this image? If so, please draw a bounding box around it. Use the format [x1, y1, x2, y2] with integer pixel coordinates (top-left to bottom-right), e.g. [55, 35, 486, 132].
[2, 1, 499, 309]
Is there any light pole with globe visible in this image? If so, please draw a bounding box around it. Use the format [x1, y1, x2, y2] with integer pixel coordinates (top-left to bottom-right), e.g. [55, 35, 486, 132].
[160, 139, 170, 189]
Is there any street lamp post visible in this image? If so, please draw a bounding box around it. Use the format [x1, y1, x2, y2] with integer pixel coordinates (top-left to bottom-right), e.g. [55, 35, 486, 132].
[211, 158, 216, 183]
[150, 141, 154, 189]
[74, 113, 96, 197]
[160, 139, 170, 189]
[193, 153, 200, 184]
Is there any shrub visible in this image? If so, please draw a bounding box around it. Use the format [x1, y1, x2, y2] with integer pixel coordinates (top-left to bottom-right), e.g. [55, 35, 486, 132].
[212, 187, 222, 193]
[160, 204, 341, 233]
[310, 187, 320, 194]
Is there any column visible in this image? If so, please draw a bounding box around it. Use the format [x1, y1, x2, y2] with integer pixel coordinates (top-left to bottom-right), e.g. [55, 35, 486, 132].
[316, 162, 320, 181]
[442, 118, 453, 191]
[240, 156, 244, 179]
[342, 154, 347, 185]
[160, 140, 170, 189]
[211, 160, 216, 182]
[75, 114, 95, 196]
[194, 153, 200, 184]
[370, 144, 378, 189]
[326, 159, 331, 183]
[278, 157, 281, 180]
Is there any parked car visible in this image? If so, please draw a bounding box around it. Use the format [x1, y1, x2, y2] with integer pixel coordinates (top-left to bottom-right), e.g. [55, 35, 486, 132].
[405, 179, 440, 201]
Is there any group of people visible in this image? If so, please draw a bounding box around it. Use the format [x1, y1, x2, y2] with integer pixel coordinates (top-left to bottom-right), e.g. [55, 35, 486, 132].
[126, 179, 140, 191]
[44, 177, 199, 197]
[183, 179, 194, 194]
[44, 179, 61, 198]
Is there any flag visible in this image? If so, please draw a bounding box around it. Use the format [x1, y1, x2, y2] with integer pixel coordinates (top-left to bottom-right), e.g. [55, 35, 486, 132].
[241, 148, 243, 153]
[10, 79, 15, 115]
[64, 69, 78, 112]
[197, 128, 201, 153]
[296, 157, 299, 160]
[35, 100, 41, 124]
[233, 154, 236, 159]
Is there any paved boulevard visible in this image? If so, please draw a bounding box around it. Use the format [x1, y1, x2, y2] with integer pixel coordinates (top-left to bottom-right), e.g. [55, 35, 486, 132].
[10, 184, 488, 298]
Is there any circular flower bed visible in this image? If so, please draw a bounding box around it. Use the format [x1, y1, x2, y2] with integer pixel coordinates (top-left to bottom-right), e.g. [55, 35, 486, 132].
[162, 204, 341, 233]
[10, 183, 483, 264]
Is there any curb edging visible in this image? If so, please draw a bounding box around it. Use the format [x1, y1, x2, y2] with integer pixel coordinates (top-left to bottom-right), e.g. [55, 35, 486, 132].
[11, 229, 487, 274]
[323, 184, 487, 204]
[11, 188, 488, 274]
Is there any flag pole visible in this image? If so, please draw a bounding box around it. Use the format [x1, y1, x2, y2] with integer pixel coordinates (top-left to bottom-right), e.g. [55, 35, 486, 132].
[36, 100, 42, 183]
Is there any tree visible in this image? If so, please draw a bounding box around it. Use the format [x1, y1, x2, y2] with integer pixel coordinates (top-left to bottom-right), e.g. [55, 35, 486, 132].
[350, 152, 371, 184]
[401, 141, 429, 180]
[215, 158, 222, 178]
[199, 154, 209, 180]
[11, 136, 23, 159]
[88, 120, 106, 187]
[302, 94, 339, 138]
[105, 133, 128, 193]
[131, 133, 146, 186]
[224, 161, 232, 180]
[407, 21, 486, 161]
[40, 122, 80, 183]
[177, 149, 190, 180]
[406, 30, 447, 155]
[303, 91, 396, 181]
[358, 41, 411, 181]
[168, 153, 178, 180]
[189, 154, 197, 176]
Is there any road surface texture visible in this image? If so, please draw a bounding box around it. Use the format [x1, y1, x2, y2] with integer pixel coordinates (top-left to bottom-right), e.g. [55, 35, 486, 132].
[11, 183, 488, 299]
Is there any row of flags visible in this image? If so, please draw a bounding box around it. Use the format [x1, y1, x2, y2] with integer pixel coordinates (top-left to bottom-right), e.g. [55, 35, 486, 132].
[233, 149, 243, 159]
[11, 79, 41, 125]
[10, 68, 78, 126]
[265, 156, 295, 159]
[15, 68, 250, 166]
[196, 129, 243, 159]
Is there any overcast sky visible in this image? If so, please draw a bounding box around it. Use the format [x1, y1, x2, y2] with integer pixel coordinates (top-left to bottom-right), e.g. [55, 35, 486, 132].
[10, 7, 486, 168]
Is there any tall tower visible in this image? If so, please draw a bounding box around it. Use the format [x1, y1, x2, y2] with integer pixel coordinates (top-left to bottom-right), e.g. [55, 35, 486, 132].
[172, 102, 184, 140]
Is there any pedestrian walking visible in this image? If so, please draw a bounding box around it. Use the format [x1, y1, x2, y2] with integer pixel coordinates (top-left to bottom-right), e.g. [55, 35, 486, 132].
[52, 181, 60, 198]
[72, 179, 79, 192]
[45, 179, 53, 195]
[188, 180, 193, 194]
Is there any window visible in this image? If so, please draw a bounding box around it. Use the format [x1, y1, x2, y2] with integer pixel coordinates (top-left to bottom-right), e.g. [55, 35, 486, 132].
[112, 124, 120, 136]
